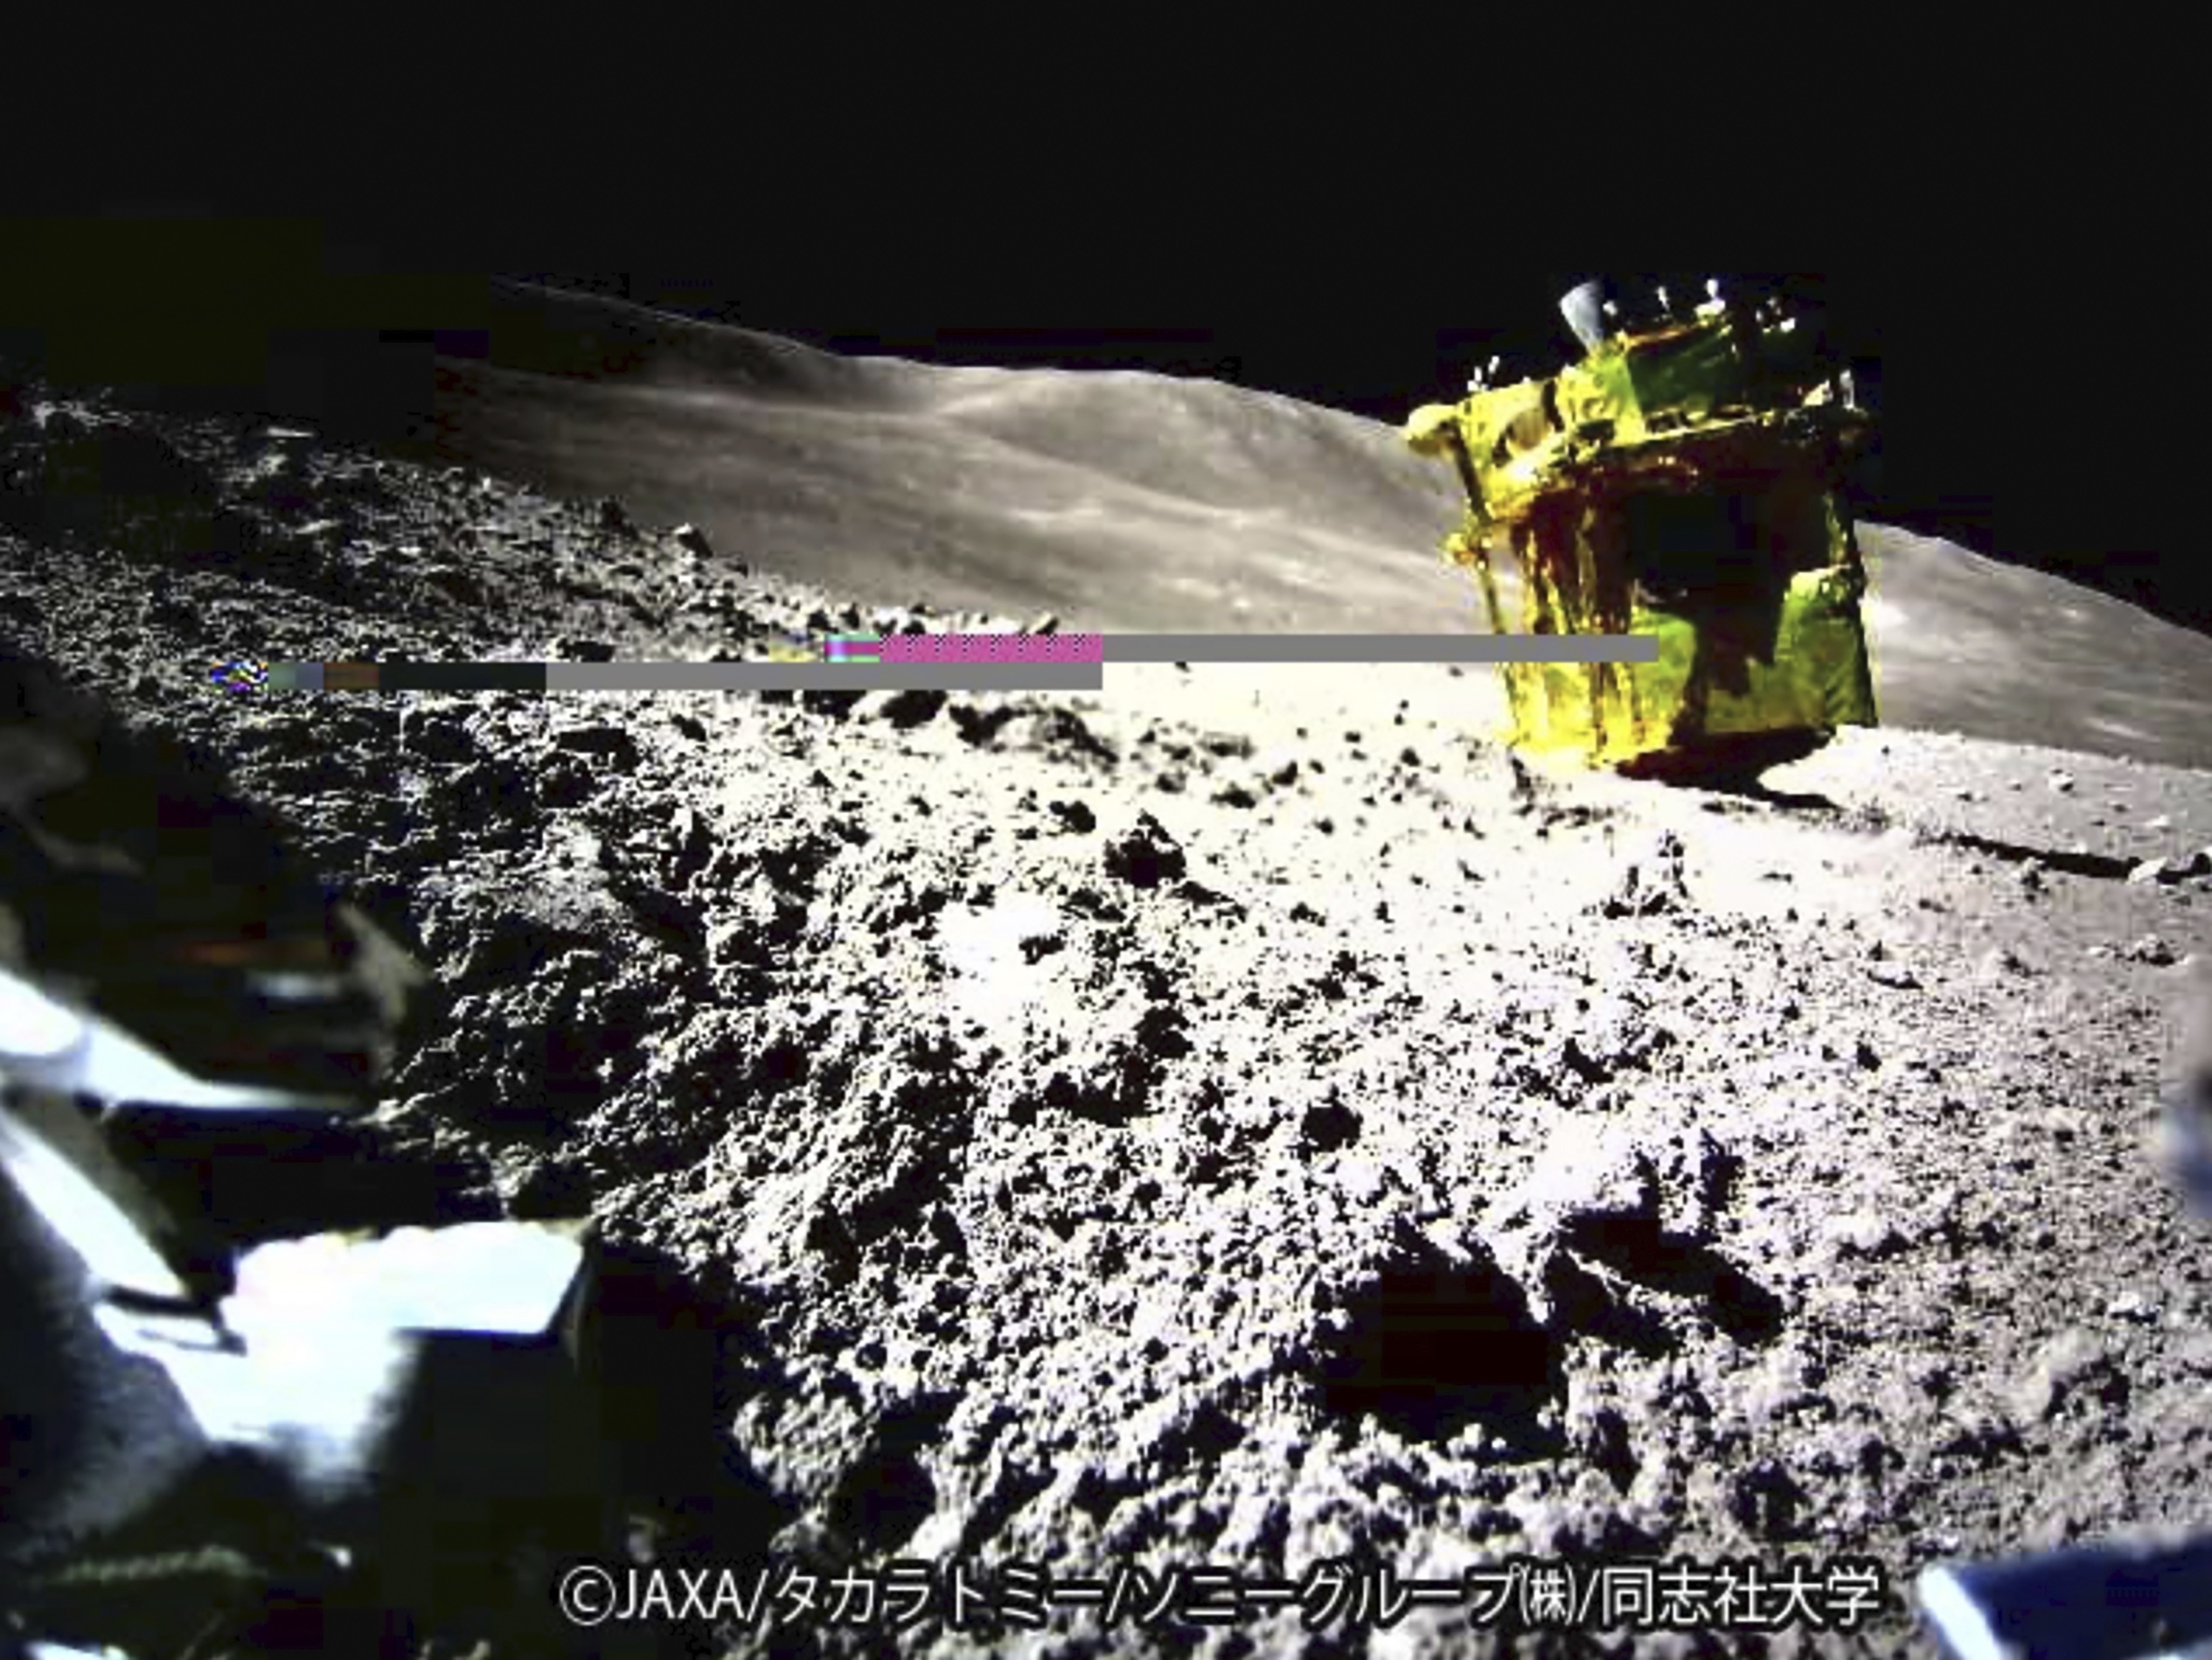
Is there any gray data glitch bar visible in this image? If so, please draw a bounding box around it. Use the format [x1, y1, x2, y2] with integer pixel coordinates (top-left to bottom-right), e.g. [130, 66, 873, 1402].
[543, 663, 1103, 691]
[1102, 635, 1658, 664]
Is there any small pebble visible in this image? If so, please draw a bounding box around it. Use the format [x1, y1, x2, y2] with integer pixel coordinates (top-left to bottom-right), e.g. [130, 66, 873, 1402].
[1823, 1212, 1902, 1256]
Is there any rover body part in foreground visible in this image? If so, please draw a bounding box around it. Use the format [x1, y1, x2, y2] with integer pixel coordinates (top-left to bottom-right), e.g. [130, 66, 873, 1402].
[0, 644, 609, 1658]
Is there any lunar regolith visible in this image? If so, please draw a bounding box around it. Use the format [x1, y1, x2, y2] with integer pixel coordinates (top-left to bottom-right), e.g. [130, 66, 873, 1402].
[3, 293, 2211, 1657]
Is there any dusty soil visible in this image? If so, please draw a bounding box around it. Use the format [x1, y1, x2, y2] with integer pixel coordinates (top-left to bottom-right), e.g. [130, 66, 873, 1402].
[4, 383, 2212, 1659]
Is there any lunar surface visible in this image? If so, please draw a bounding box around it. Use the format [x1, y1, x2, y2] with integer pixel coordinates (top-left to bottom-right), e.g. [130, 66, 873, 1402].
[3, 290, 2211, 1658]
[420, 281, 2212, 775]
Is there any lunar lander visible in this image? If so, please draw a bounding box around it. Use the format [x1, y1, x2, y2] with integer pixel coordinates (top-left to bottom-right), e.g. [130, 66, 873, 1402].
[1405, 277, 1879, 780]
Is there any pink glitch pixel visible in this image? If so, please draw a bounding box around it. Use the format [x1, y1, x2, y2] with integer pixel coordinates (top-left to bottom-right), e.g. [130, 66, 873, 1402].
[877, 633, 1102, 664]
